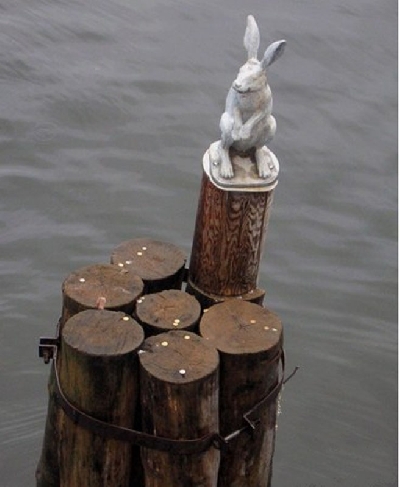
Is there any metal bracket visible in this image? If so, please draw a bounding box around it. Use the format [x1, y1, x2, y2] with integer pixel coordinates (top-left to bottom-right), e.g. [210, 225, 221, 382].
[38, 337, 59, 364]
[243, 413, 260, 431]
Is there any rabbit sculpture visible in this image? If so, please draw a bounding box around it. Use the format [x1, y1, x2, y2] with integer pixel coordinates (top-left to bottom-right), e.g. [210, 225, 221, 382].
[218, 15, 286, 179]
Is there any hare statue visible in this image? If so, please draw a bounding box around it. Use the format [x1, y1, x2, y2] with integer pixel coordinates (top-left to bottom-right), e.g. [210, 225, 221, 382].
[218, 15, 286, 179]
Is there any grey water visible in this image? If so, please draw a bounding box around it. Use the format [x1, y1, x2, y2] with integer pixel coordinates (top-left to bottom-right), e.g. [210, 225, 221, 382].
[0, 0, 396, 486]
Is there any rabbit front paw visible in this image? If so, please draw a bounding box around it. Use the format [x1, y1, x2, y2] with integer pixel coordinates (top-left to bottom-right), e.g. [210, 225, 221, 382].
[220, 159, 234, 179]
[239, 124, 252, 140]
[257, 161, 271, 179]
[256, 149, 273, 179]
[218, 145, 235, 179]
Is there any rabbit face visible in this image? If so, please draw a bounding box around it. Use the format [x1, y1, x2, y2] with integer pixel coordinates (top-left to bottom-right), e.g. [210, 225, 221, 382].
[233, 60, 266, 94]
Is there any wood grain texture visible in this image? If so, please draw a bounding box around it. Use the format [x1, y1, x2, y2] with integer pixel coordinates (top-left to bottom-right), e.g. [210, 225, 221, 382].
[110, 238, 187, 293]
[134, 289, 201, 336]
[58, 310, 144, 487]
[189, 172, 274, 297]
[36, 267, 144, 487]
[186, 279, 265, 309]
[139, 331, 220, 487]
[200, 300, 282, 487]
[62, 264, 144, 326]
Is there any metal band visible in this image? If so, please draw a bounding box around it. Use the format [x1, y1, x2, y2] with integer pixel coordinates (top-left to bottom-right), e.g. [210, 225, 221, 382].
[41, 325, 292, 454]
[52, 355, 219, 454]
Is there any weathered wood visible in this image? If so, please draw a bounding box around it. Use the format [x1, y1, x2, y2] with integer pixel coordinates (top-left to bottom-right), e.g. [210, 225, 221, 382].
[188, 171, 274, 299]
[110, 238, 187, 293]
[134, 289, 201, 336]
[36, 265, 144, 487]
[186, 279, 265, 309]
[199, 300, 282, 487]
[58, 309, 144, 487]
[139, 330, 220, 487]
[35, 387, 60, 487]
[61, 263, 144, 326]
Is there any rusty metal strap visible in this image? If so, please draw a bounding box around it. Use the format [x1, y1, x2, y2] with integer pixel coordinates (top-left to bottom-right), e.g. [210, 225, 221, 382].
[219, 348, 287, 443]
[52, 357, 218, 454]
[41, 328, 294, 454]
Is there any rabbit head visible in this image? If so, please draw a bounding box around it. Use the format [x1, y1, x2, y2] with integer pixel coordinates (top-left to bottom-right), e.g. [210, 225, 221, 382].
[232, 15, 286, 94]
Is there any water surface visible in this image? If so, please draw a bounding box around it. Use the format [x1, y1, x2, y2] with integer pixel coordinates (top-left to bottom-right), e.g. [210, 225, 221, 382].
[0, 0, 397, 486]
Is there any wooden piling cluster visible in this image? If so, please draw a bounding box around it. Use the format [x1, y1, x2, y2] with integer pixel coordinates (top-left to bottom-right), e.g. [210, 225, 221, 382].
[37, 157, 285, 486]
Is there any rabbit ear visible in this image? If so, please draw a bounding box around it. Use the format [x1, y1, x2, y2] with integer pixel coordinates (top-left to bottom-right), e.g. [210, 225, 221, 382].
[261, 40, 286, 69]
[243, 15, 260, 59]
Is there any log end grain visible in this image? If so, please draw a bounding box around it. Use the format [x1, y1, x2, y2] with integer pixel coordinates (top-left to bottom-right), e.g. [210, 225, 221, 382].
[135, 290, 201, 336]
[139, 330, 218, 386]
[110, 238, 187, 292]
[62, 263, 143, 322]
[187, 278, 265, 309]
[200, 300, 282, 356]
[63, 309, 144, 357]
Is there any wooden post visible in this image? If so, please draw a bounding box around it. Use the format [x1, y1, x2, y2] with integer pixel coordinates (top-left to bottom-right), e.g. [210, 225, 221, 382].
[187, 162, 276, 307]
[110, 238, 187, 294]
[139, 330, 220, 487]
[36, 264, 144, 487]
[57, 309, 144, 487]
[199, 300, 283, 487]
[134, 289, 201, 336]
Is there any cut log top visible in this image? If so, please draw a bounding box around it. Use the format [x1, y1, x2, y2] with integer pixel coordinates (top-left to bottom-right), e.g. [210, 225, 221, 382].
[139, 331, 219, 384]
[63, 309, 144, 357]
[110, 238, 186, 281]
[200, 300, 282, 356]
[135, 290, 201, 334]
[62, 263, 143, 311]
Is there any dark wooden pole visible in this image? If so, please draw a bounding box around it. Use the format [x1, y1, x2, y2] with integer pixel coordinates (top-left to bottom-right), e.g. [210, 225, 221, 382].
[199, 300, 283, 487]
[110, 238, 187, 294]
[58, 309, 144, 487]
[36, 264, 144, 487]
[134, 289, 201, 336]
[139, 330, 220, 487]
[187, 170, 275, 307]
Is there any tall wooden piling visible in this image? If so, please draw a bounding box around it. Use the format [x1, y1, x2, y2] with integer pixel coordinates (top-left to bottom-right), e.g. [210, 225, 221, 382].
[139, 330, 220, 487]
[110, 238, 187, 293]
[58, 309, 144, 486]
[200, 300, 283, 487]
[187, 151, 277, 307]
